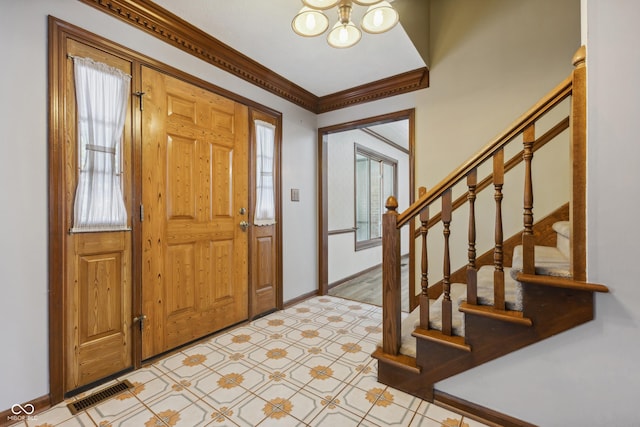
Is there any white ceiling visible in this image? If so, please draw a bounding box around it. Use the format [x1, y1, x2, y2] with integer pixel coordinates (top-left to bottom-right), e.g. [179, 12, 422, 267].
[366, 120, 409, 149]
[151, 0, 426, 97]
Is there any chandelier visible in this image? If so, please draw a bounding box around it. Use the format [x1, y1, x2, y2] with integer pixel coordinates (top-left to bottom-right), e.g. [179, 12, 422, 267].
[292, 0, 399, 49]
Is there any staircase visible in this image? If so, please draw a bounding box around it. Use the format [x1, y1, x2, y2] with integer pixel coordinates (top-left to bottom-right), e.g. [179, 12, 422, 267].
[371, 46, 608, 403]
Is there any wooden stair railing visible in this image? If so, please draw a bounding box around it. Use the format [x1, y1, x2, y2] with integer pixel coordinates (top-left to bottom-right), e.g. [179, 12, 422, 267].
[410, 117, 571, 305]
[381, 46, 588, 357]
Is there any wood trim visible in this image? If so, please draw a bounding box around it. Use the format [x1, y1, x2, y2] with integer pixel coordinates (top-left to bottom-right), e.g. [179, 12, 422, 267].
[77, 0, 429, 113]
[318, 109, 416, 296]
[459, 303, 534, 326]
[516, 273, 609, 293]
[412, 328, 471, 352]
[0, 394, 51, 427]
[317, 68, 429, 113]
[372, 347, 421, 374]
[328, 261, 381, 290]
[433, 390, 539, 427]
[283, 289, 319, 308]
[48, 15, 66, 406]
[319, 133, 329, 296]
[328, 228, 357, 235]
[570, 46, 587, 281]
[407, 110, 417, 311]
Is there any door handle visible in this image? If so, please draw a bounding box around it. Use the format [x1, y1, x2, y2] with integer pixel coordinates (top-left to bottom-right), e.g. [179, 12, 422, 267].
[239, 220, 250, 231]
[133, 314, 147, 332]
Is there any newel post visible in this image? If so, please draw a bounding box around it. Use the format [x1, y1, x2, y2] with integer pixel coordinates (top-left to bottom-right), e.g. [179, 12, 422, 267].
[382, 196, 401, 355]
[570, 45, 587, 281]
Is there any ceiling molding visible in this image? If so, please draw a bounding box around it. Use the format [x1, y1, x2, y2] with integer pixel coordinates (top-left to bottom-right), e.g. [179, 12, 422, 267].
[78, 0, 429, 113]
[317, 68, 429, 113]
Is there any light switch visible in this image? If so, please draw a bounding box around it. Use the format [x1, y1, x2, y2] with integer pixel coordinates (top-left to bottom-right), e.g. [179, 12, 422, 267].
[291, 188, 300, 202]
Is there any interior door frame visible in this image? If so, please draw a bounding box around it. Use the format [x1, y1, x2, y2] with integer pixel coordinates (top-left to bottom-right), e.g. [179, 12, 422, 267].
[317, 109, 416, 297]
[48, 17, 282, 404]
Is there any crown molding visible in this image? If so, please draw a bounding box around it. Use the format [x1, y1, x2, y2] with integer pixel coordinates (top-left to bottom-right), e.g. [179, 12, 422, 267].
[78, 0, 429, 113]
[317, 68, 429, 113]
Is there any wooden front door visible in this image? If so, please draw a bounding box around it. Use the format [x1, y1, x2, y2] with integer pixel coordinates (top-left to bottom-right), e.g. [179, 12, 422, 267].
[141, 67, 249, 359]
[63, 40, 134, 392]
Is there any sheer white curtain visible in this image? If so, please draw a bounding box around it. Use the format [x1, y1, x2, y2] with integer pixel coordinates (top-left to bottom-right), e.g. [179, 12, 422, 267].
[71, 57, 130, 232]
[254, 120, 276, 226]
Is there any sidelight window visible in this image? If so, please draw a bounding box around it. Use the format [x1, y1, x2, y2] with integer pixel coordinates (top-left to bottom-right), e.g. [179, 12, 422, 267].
[70, 56, 130, 232]
[254, 120, 277, 226]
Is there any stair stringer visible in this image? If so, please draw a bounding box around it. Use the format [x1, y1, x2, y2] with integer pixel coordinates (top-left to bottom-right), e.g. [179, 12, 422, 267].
[374, 277, 601, 402]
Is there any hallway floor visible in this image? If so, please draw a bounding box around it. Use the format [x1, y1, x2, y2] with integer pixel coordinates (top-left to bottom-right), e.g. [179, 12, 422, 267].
[12, 296, 489, 427]
[329, 257, 410, 312]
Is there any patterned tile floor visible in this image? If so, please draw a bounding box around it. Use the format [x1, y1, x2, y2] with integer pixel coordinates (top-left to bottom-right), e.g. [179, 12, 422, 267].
[11, 296, 490, 427]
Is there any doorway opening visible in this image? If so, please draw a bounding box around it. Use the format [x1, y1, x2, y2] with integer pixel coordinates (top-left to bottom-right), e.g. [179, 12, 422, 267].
[318, 110, 416, 311]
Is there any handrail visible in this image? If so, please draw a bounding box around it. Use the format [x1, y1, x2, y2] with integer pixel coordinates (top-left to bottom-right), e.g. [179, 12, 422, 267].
[414, 117, 570, 236]
[397, 75, 572, 228]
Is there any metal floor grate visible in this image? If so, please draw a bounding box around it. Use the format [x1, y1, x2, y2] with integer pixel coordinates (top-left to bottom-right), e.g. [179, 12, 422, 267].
[67, 380, 134, 414]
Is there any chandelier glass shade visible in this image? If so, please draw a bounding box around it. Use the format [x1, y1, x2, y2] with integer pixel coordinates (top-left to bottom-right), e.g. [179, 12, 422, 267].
[292, 7, 330, 37]
[292, 0, 399, 48]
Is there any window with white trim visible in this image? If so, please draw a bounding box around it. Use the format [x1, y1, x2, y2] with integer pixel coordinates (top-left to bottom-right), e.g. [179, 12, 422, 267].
[354, 144, 397, 250]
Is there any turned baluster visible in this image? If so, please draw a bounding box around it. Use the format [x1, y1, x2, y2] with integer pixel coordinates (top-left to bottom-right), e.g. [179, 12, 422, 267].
[493, 149, 505, 310]
[441, 189, 453, 335]
[467, 169, 478, 305]
[522, 125, 536, 274]
[382, 196, 401, 355]
[418, 187, 430, 328]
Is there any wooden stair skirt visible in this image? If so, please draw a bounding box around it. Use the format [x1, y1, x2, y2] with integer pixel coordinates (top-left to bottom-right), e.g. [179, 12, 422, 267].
[373, 220, 608, 402]
[375, 276, 604, 401]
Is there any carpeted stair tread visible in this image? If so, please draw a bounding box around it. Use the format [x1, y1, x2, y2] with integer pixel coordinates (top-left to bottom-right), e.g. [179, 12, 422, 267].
[400, 306, 421, 357]
[429, 283, 466, 337]
[553, 221, 571, 259]
[476, 266, 522, 311]
[458, 302, 533, 326]
[552, 220, 570, 238]
[511, 244, 570, 278]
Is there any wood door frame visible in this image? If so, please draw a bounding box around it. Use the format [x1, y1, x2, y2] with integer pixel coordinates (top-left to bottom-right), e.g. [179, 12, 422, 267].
[317, 110, 416, 296]
[48, 16, 282, 404]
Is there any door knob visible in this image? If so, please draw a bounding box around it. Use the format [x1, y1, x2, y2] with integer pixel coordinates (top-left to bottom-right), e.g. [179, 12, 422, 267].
[239, 220, 249, 231]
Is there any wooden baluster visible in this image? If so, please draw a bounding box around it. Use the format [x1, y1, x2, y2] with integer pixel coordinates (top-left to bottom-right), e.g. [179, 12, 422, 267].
[382, 196, 401, 355]
[441, 189, 453, 335]
[466, 169, 478, 305]
[493, 149, 505, 310]
[522, 125, 536, 275]
[418, 187, 430, 328]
